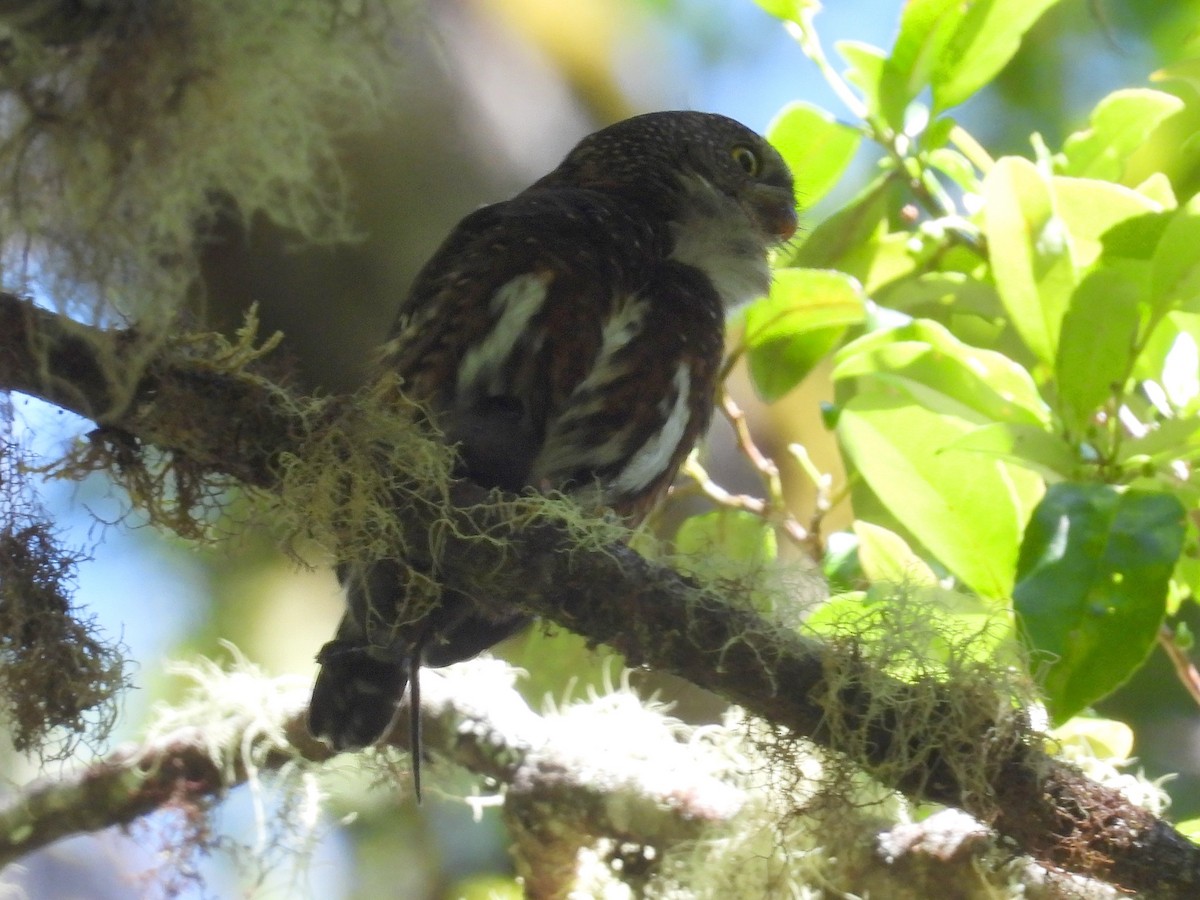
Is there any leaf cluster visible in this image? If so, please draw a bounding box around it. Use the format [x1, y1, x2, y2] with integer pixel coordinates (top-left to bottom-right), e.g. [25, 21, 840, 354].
[739, 0, 1200, 762]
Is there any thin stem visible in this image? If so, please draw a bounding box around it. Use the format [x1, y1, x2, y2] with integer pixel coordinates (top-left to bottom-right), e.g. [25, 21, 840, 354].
[1159, 624, 1200, 709]
[784, 14, 868, 122]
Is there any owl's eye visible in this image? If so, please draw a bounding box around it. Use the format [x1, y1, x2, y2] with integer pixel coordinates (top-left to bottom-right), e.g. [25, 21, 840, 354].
[730, 144, 761, 176]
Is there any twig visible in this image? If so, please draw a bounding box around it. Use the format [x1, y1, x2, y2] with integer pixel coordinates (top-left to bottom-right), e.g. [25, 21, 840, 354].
[1160, 624, 1200, 709]
[712, 387, 813, 551]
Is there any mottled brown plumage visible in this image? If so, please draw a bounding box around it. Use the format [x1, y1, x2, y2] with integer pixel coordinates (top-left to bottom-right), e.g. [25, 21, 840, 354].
[307, 111, 796, 793]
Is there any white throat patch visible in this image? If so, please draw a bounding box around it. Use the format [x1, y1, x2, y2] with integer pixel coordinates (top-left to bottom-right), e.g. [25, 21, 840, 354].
[668, 174, 771, 308]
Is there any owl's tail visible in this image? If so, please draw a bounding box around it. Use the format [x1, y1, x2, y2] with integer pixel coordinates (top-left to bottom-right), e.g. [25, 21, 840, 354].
[306, 620, 411, 753]
[308, 619, 431, 799]
[308, 559, 531, 803]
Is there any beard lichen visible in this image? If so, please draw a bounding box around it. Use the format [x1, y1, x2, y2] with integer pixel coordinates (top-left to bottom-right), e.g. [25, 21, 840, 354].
[0, 433, 126, 759]
[137, 645, 323, 895]
[37, 306, 289, 541]
[799, 585, 1034, 822]
[0, 0, 406, 331]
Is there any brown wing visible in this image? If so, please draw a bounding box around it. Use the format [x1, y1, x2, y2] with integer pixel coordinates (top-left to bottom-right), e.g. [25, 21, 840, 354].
[378, 188, 724, 512]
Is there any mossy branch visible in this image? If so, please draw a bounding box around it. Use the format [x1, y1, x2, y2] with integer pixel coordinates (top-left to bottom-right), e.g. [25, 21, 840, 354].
[2, 291, 1199, 896]
[0, 662, 742, 890]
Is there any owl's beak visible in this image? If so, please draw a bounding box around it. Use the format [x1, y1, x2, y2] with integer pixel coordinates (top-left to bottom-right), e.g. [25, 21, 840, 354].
[746, 184, 798, 243]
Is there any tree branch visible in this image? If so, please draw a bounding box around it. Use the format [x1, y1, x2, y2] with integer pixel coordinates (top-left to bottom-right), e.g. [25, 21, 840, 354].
[2, 292, 1199, 896]
[0, 662, 743, 890]
[0, 660, 1128, 898]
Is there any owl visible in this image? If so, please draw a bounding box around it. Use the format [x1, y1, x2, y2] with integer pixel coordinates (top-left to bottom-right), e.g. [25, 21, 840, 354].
[308, 111, 796, 795]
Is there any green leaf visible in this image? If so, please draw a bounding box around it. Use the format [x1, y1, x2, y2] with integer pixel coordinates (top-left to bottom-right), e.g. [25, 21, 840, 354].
[930, 0, 1066, 113]
[834, 319, 1050, 426]
[1133, 310, 1200, 386]
[983, 156, 1078, 367]
[877, 271, 999, 317]
[1014, 484, 1186, 723]
[941, 421, 1077, 482]
[885, 0, 963, 128]
[1049, 716, 1134, 762]
[675, 509, 778, 565]
[858, 233, 925, 295]
[743, 268, 867, 401]
[767, 101, 862, 210]
[752, 0, 819, 25]
[1060, 89, 1184, 183]
[1150, 193, 1200, 324]
[1051, 176, 1164, 270]
[837, 387, 1044, 598]
[853, 521, 938, 586]
[674, 511, 779, 614]
[789, 174, 895, 273]
[837, 41, 889, 124]
[1177, 818, 1200, 844]
[926, 147, 980, 193]
[1120, 413, 1200, 467]
[1054, 268, 1142, 435]
[1134, 172, 1177, 209]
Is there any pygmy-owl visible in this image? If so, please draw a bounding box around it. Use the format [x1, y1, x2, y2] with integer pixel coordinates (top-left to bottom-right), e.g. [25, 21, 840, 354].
[307, 111, 797, 789]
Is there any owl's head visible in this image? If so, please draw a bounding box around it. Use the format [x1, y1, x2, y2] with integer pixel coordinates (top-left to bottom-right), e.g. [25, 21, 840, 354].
[536, 111, 797, 248]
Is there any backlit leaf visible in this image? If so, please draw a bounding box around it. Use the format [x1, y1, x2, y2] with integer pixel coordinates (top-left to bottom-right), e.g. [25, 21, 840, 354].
[744, 268, 866, 401]
[930, 0, 1066, 112]
[1060, 89, 1184, 183]
[768, 102, 862, 211]
[983, 156, 1078, 366]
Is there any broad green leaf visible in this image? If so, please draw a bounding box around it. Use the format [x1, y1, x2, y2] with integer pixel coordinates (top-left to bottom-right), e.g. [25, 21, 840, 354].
[837, 40, 889, 124]
[743, 268, 867, 401]
[884, 0, 963, 129]
[823, 531, 864, 590]
[1060, 89, 1184, 183]
[922, 115, 956, 151]
[1054, 268, 1141, 435]
[942, 421, 1076, 482]
[1119, 413, 1200, 466]
[930, 0, 1065, 113]
[1177, 818, 1200, 844]
[853, 521, 938, 586]
[1014, 484, 1185, 723]
[675, 510, 779, 614]
[675, 509, 778, 565]
[834, 319, 1050, 426]
[1150, 193, 1200, 324]
[1050, 716, 1134, 762]
[789, 174, 895, 273]
[857, 233, 925, 295]
[1133, 310, 1200, 385]
[1135, 172, 1177, 209]
[1051, 176, 1163, 270]
[768, 102, 862, 211]
[983, 156, 1078, 366]
[878, 271, 999, 318]
[837, 388, 1044, 598]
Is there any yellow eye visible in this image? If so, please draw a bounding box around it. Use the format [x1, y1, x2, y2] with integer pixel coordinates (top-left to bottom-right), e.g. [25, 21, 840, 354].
[731, 144, 761, 176]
